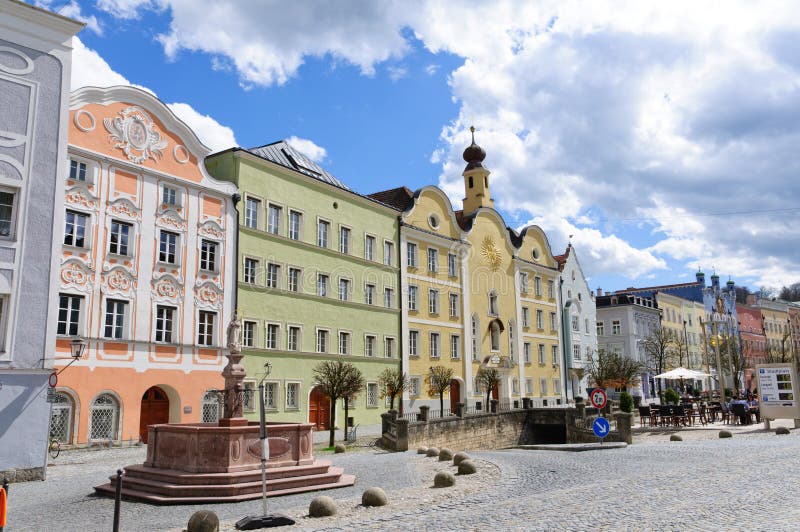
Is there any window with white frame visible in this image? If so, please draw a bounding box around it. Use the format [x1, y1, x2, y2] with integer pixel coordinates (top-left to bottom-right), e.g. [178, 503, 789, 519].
[64, 210, 89, 248]
[384, 241, 393, 266]
[509, 322, 515, 361]
[409, 376, 421, 397]
[526, 378, 533, 395]
[243, 320, 256, 348]
[585, 318, 590, 333]
[264, 382, 278, 410]
[288, 326, 300, 351]
[430, 332, 440, 358]
[512, 378, 519, 394]
[288, 267, 301, 292]
[490, 321, 501, 351]
[365, 284, 375, 305]
[586, 345, 592, 360]
[266, 323, 279, 349]
[550, 312, 557, 331]
[317, 274, 328, 297]
[612, 320, 621, 335]
[407, 242, 417, 268]
[385, 337, 395, 358]
[158, 230, 178, 264]
[155, 305, 175, 343]
[108, 220, 131, 256]
[548, 280, 555, 299]
[267, 204, 281, 235]
[89, 393, 119, 440]
[69, 159, 87, 181]
[267, 263, 280, 288]
[553, 379, 561, 395]
[339, 278, 350, 301]
[384, 288, 393, 308]
[471, 314, 480, 361]
[489, 291, 498, 316]
[289, 210, 302, 240]
[317, 219, 329, 247]
[200, 239, 218, 271]
[538, 343, 545, 365]
[243, 381, 256, 412]
[244, 258, 259, 284]
[540, 378, 548, 396]
[428, 289, 439, 314]
[524, 342, 531, 364]
[536, 309, 544, 329]
[449, 293, 459, 318]
[245, 197, 260, 229]
[0, 190, 16, 238]
[571, 315, 579, 332]
[367, 382, 378, 407]
[409, 330, 419, 357]
[286, 382, 299, 409]
[339, 331, 350, 355]
[197, 311, 215, 346]
[408, 285, 418, 311]
[450, 334, 460, 359]
[448, 253, 457, 277]
[104, 299, 127, 339]
[520, 272, 528, 293]
[365, 334, 376, 357]
[427, 248, 438, 273]
[57, 294, 82, 336]
[339, 226, 350, 254]
[522, 307, 530, 327]
[597, 321, 605, 336]
[316, 329, 329, 353]
[161, 185, 177, 206]
[573, 344, 581, 360]
[552, 345, 559, 365]
[365, 235, 375, 261]
[534, 276, 542, 296]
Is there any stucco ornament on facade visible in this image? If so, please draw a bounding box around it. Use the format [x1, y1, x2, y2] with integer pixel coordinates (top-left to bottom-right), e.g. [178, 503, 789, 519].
[60, 259, 93, 293]
[107, 198, 141, 220]
[151, 274, 183, 302]
[481, 236, 502, 271]
[198, 220, 225, 239]
[65, 186, 98, 210]
[102, 267, 136, 296]
[104, 106, 168, 164]
[156, 210, 187, 231]
[195, 280, 223, 309]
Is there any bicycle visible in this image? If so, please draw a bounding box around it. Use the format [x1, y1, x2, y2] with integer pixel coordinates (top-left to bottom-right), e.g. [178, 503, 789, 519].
[48, 438, 61, 459]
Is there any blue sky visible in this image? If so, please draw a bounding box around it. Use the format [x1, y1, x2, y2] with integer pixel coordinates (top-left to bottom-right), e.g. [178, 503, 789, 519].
[47, 0, 800, 294]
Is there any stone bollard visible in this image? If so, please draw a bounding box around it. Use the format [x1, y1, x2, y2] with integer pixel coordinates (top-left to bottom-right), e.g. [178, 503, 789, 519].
[380, 412, 391, 435]
[388, 409, 398, 422]
[575, 402, 586, 418]
[455, 402, 465, 417]
[614, 412, 633, 444]
[490, 399, 498, 413]
[396, 419, 409, 451]
[418, 405, 430, 423]
[187, 510, 219, 532]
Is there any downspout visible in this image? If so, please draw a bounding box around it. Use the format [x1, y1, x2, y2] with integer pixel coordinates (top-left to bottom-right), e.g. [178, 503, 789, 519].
[232, 191, 241, 313]
[559, 278, 571, 403]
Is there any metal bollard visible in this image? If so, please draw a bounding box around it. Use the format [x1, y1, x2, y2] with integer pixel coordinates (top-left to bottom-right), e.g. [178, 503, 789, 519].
[113, 469, 123, 532]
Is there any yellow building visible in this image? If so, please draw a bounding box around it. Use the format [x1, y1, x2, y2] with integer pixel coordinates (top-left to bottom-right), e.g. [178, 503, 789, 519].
[656, 292, 705, 371]
[757, 298, 790, 356]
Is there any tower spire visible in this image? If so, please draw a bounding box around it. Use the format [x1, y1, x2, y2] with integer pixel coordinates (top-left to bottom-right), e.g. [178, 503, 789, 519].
[461, 126, 493, 215]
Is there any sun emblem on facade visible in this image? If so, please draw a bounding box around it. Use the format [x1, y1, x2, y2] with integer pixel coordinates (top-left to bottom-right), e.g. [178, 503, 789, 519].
[104, 106, 168, 164]
[481, 236, 502, 270]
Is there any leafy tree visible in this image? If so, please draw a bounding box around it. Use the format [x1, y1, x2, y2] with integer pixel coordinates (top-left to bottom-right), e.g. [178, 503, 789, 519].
[587, 348, 643, 391]
[427, 365, 454, 414]
[475, 367, 501, 411]
[378, 367, 407, 411]
[312, 360, 365, 447]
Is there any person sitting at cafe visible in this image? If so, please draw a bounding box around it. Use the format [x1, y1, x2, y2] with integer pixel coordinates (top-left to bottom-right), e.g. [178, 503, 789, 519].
[728, 395, 751, 424]
[748, 394, 760, 423]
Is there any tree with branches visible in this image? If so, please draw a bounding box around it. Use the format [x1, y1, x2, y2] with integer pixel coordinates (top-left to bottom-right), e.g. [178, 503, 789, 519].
[312, 360, 365, 447]
[475, 367, 502, 411]
[644, 326, 676, 400]
[378, 367, 407, 411]
[427, 365, 454, 414]
[587, 348, 643, 391]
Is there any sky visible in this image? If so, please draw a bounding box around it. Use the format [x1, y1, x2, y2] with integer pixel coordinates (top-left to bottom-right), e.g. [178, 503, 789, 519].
[40, 0, 800, 294]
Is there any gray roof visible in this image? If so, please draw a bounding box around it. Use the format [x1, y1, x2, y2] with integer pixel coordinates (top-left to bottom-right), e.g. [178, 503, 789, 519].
[247, 140, 349, 190]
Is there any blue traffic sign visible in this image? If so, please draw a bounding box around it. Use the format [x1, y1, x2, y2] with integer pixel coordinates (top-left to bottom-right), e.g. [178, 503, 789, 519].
[593, 417, 610, 439]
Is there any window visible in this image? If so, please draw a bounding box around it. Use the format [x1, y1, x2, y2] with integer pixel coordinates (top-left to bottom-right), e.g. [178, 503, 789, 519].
[0, 190, 15, 238]
[48, 392, 74, 444]
[367, 383, 379, 407]
[197, 311, 215, 346]
[289, 210, 302, 240]
[548, 280, 555, 299]
[408, 285, 418, 311]
[286, 382, 299, 409]
[158, 230, 178, 264]
[448, 253, 457, 277]
[430, 332, 440, 358]
[316, 329, 329, 353]
[384, 288, 393, 308]
[365, 334, 376, 357]
[407, 242, 417, 268]
[409, 330, 419, 356]
[612, 320, 621, 335]
[428, 289, 439, 314]
[288, 268, 301, 292]
[267, 204, 281, 235]
[524, 342, 532, 364]
[288, 326, 300, 351]
[161, 185, 177, 206]
[89, 394, 119, 440]
[57, 294, 82, 336]
[597, 321, 605, 336]
[534, 276, 542, 296]
[536, 309, 544, 329]
[64, 210, 88, 247]
[317, 274, 328, 297]
[449, 293, 459, 318]
[317, 220, 329, 247]
[512, 378, 519, 394]
[427, 248, 438, 273]
[245, 197, 260, 229]
[522, 307, 530, 327]
[450, 335, 460, 359]
[244, 258, 258, 284]
[339, 278, 350, 301]
[69, 159, 87, 181]
[201, 391, 220, 423]
[200, 239, 217, 271]
[520, 272, 528, 292]
[104, 299, 126, 339]
[409, 377, 421, 397]
[573, 344, 581, 360]
[360, 234, 373, 261]
[385, 337, 395, 358]
[540, 378, 548, 396]
[585, 318, 590, 333]
[264, 382, 277, 409]
[553, 379, 561, 395]
[384, 241, 393, 266]
[489, 291, 498, 316]
[339, 227, 350, 254]
[108, 221, 131, 256]
[526, 378, 533, 395]
[571, 315, 579, 332]
[267, 263, 280, 288]
[155, 305, 175, 343]
[509, 322, 515, 361]
[550, 312, 557, 331]
[552, 345, 559, 365]
[538, 344, 545, 365]
[365, 284, 375, 305]
[471, 315, 480, 361]
[586, 345, 592, 360]
[243, 381, 256, 412]
[243, 320, 256, 348]
[490, 321, 501, 351]
[266, 324, 279, 349]
[339, 331, 350, 355]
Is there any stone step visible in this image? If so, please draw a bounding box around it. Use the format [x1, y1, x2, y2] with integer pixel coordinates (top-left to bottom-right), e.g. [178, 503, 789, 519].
[115, 460, 333, 486]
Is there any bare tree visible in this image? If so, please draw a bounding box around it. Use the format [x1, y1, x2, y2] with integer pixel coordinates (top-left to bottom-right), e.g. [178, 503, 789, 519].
[475, 367, 502, 411]
[734, 285, 753, 304]
[587, 348, 643, 391]
[778, 282, 800, 302]
[312, 360, 365, 447]
[643, 326, 676, 399]
[427, 365, 454, 414]
[378, 367, 407, 411]
[670, 332, 689, 368]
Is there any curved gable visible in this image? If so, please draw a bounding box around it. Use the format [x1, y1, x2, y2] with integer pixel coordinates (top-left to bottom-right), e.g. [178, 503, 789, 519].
[403, 185, 462, 240]
[516, 224, 557, 268]
[469, 208, 517, 256]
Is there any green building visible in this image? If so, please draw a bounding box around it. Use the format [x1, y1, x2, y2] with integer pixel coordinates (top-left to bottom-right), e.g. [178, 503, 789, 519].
[206, 142, 401, 430]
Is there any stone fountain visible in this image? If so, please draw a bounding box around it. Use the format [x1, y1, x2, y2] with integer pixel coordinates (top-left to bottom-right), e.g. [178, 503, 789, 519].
[94, 314, 355, 504]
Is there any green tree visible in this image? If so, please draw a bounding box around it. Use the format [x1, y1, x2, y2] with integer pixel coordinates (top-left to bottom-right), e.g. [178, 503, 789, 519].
[378, 367, 407, 411]
[427, 365, 454, 414]
[312, 360, 365, 447]
[475, 367, 501, 411]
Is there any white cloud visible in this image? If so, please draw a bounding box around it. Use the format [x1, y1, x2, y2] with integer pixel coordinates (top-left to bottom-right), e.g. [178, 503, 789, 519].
[56, 1, 103, 35]
[424, 64, 439, 75]
[166, 103, 237, 152]
[387, 65, 408, 82]
[96, 0, 159, 20]
[286, 136, 327, 163]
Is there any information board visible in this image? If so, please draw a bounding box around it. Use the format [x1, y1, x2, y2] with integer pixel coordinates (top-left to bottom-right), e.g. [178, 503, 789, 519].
[757, 363, 800, 421]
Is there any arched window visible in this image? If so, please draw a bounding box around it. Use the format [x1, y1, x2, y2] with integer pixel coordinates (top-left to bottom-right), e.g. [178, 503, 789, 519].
[488, 290, 498, 316]
[202, 391, 221, 423]
[468, 176, 474, 189]
[89, 393, 119, 441]
[491, 321, 501, 351]
[472, 314, 480, 362]
[508, 320, 516, 362]
[49, 392, 74, 444]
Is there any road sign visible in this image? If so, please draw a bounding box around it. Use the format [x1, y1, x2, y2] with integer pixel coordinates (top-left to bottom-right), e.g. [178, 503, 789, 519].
[589, 388, 607, 409]
[46, 388, 57, 403]
[593, 417, 610, 439]
[48, 371, 58, 388]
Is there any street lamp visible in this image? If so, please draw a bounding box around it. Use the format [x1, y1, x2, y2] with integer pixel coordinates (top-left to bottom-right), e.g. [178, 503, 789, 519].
[70, 336, 87, 359]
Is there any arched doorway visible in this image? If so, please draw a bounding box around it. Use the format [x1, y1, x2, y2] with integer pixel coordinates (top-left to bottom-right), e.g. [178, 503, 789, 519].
[139, 386, 170, 443]
[449, 379, 461, 412]
[491, 382, 499, 401]
[309, 386, 330, 430]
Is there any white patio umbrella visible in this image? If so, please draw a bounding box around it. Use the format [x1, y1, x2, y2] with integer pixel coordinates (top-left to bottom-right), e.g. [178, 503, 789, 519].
[654, 367, 709, 379]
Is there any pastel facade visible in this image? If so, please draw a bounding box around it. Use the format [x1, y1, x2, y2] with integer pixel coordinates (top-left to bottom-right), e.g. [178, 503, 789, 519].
[205, 143, 401, 430]
[50, 86, 237, 445]
[0, 1, 82, 481]
[737, 304, 767, 391]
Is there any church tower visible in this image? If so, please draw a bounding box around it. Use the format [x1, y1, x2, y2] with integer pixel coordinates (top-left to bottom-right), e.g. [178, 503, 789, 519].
[461, 126, 494, 215]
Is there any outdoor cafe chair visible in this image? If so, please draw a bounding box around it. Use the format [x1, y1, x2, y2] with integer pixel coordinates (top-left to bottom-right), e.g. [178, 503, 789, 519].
[638, 405, 651, 427]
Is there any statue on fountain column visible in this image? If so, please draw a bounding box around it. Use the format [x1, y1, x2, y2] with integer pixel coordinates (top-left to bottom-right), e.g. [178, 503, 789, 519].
[220, 311, 247, 423]
[227, 311, 242, 354]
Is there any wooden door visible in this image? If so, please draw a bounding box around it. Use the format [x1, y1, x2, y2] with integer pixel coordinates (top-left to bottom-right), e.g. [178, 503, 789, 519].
[309, 387, 330, 430]
[139, 386, 170, 443]
[449, 379, 461, 411]
[492, 382, 499, 401]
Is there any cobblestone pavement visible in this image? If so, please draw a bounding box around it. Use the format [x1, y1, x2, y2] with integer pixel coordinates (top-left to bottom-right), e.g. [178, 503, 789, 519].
[6, 423, 800, 531]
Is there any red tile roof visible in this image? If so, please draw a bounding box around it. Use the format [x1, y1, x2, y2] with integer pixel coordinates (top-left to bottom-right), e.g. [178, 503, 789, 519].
[367, 186, 414, 211]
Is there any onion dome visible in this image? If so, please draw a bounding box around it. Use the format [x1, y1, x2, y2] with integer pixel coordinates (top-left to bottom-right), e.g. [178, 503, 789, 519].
[462, 126, 486, 171]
